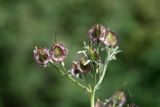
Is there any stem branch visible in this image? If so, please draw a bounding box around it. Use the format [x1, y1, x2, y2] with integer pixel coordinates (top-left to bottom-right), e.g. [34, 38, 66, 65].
[60, 62, 92, 94]
[95, 53, 110, 90]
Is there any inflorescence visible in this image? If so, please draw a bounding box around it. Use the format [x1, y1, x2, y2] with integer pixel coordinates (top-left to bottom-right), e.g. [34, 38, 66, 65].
[33, 24, 137, 107]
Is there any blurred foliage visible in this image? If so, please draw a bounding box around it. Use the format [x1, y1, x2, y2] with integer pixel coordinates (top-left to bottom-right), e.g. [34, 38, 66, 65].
[0, 0, 160, 107]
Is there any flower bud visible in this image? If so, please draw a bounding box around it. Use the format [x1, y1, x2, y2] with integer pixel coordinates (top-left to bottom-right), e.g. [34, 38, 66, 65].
[88, 47, 100, 62]
[50, 43, 68, 62]
[33, 46, 50, 66]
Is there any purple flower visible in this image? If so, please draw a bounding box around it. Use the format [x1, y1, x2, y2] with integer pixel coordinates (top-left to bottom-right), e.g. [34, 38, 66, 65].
[99, 30, 118, 47]
[111, 91, 126, 107]
[70, 61, 82, 77]
[88, 24, 107, 42]
[70, 58, 91, 77]
[34, 46, 50, 66]
[50, 43, 68, 62]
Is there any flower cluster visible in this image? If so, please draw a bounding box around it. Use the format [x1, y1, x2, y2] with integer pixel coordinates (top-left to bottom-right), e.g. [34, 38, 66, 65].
[70, 24, 119, 77]
[34, 43, 68, 67]
[89, 24, 118, 47]
[95, 91, 138, 107]
[33, 24, 137, 107]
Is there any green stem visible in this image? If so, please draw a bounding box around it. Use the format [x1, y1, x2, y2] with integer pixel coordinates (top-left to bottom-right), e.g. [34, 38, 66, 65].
[95, 56, 110, 90]
[113, 103, 116, 107]
[90, 90, 95, 107]
[60, 62, 92, 94]
[67, 73, 91, 94]
[49, 62, 91, 94]
[49, 62, 65, 75]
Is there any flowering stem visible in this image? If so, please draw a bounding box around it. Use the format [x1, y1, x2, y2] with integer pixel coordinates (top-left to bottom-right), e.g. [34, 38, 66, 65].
[66, 72, 92, 94]
[60, 62, 92, 94]
[91, 90, 95, 107]
[113, 103, 116, 107]
[95, 58, 109, 90]
[49, 62, 65, 75]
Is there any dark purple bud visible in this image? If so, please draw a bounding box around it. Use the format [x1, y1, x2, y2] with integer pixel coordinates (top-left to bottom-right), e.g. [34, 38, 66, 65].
[50, 43, 68, 62]
[33, 46, 50, 66]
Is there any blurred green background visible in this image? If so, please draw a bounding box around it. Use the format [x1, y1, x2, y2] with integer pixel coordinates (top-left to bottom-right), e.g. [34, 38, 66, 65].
[0, 0, 160, 107]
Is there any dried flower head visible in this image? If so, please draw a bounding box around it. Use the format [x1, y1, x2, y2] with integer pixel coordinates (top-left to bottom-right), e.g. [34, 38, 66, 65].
[111, 91, 126, 107]
[89, 24, 107, 42]
[33, 46, 50, 66]
[100, 30, 118, 47]
[50, 43, 68, 62]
